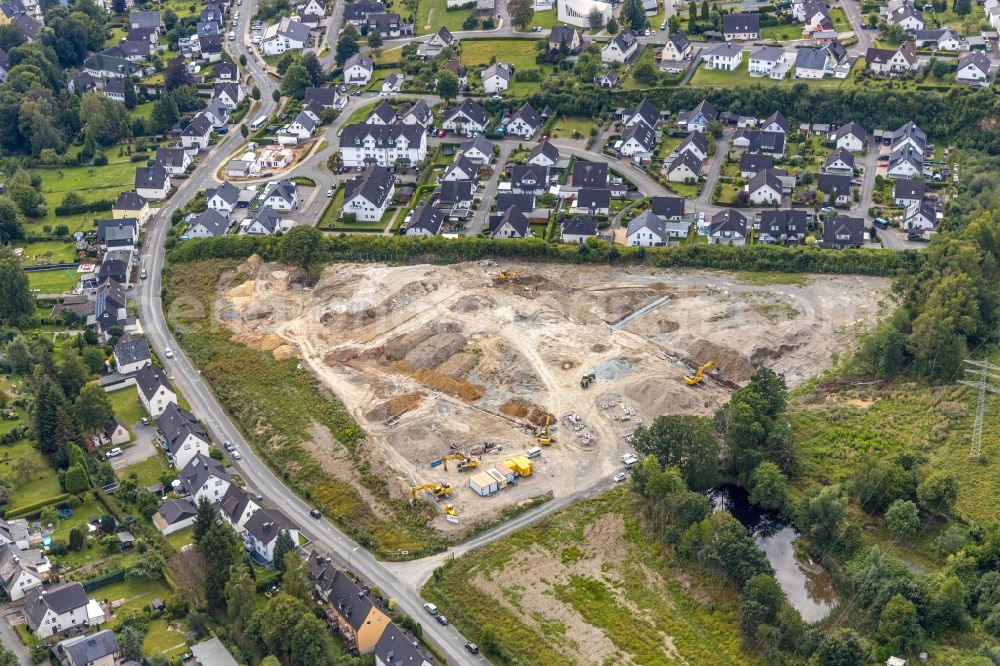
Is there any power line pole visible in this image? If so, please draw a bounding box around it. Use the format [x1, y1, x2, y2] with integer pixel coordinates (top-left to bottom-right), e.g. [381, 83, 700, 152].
[959, 359, 1000, 458]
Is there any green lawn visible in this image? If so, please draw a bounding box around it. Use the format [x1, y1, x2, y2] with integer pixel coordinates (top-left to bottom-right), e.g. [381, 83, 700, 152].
[2, 439, 63, 512]
[689, 58, 859, 89]
[344, 101, 380, 126]
[121, 455, 167, 486]
[547, 115, 599, 139]
[143, 619, 190, 659]
[623, 47, 658, 89]
[415, 0, 478, 35]
[374, 45, 406, 65]
[20, 239, 79, 265]
[27, 269, 80, 294]
[664, 179, 701, 198]
[761, 24, 801, 41]
[528, 8, 567, 29]
[460, 39, 543, 70]
[96, 578, 173, 624]
[49, 498, 105, 542]
[165, 526, 194, 551]
[830, 7, 850, 32]
[423, 489, 748, 665]
[108, 387, 146, 431]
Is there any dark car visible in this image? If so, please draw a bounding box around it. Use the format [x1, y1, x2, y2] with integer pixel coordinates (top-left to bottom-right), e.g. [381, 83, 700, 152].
[309, 508, 322, 519]
[261, 172, 274, 178]
[435, 614, 449, 626]
[465, 643, 479, 654]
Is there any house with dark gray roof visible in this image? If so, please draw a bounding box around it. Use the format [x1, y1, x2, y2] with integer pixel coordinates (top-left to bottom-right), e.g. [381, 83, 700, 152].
[894, 177, 925, 208]
[23, 583, 103, 638]
[442, 99, 490, 134]
[436, 180, 474, 217]
[709, 209, 748, 245]
[243, 207, 284, 236]
[833, 122, 866, 152]
[510, 164, 549, 196]
[400, 100, 432, 127]
[549, 25, 581, 52]
[134, 165, 171, 200]
[135, 363, 176, 418]
[96, 218, 138, 250]
[153, 498, 198, 535]
[206, 181, 240, 215]
[157, 403, 210, 470]
[219, 485, 260, 533]
[758, 209, 807, 244]
[155, 147, 191, 176]
[527, 140, 559, 167]
[723, 13, 760, 40]
[188, 209, 231, 238]
[304, 86, 340, 109]
[179, 453, 230, 504]
[55, 629, 120, 666]
[823, 215, 865, 248]
[0, 543, 48, 601]
[817, 173, 853, 206]
[623, 98, 658, 130]
[375, 623, 432, 666]
[495, 192, 535, 214]
[561, 215, 598, 243]
[572, 188, 611, 216]
[506, 103, 541, 138]
[626, 210, 667, 247]
[244, 508, 299, 566]
[489, 207, 530, 238]
[740, 152, 773, 178]
[459, 134, 494, 165]
[339, 123, 427, 167]
[367, 100, 399, 125]
[403, 204, 444, 237]
[619, 123, 657, 160]
[650, 196, 685, 220]
[344, 166, 395, 222]
[113, 333, 151, 374]
[572, 160, 608, 189]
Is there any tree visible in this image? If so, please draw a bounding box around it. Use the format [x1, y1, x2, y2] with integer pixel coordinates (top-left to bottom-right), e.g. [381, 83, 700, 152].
[74, 384, 113, 432]
[240, 124, 249, 138]
[700, 0, 708, 19]
[34, 375, 69, 456]
[118, 625, 144, 662]
[64, 463, 89, 493]
[814, 628, 865, 666]
[58, 350, 90, 399]
[5, 334, 31, 373]
[225, 564, 256, 630]
[917, 470, 959, 516]
[122, 76, 137, 110]
[261, 658, 281, 666]
[632, 61, 657, 85]
[437, 70, 459, 102]
[164, 55, 192, 90]
[0, 251, 33, 324]
[335, 26, 359, 66]
[272, 529, 296, 572]
[163, 7, 178, 29]
[680, 512, 772, 586]
[0, 198, 24, 243]
[251, 85, 260, 100]
[588, 7, 604, 30]
[68, 527, 85, 551]
[508, 0, 534, 29]
[193, 496, 215, 545]
[607, 16, 619, 33]
[687, 0, 697, 32]
[954, 0, 971, 15]
[748, 462, 788, 512]
[280, 61, 313, 99]
[272, 89, 281, 103]
[799, 485, 847, 549]
[302, 51, 324, 85]
[932, 575, 969, 632]
[879, 593, 922, 652]
[259, 593, 309, 656]
[167, 548, 206, 609]
[367, 30, 382, 48]
[200, 521, 237, 608]
[632, 415, 719, 490]
[849, 454, 912, 513]
[282, 551, 312, 602]
[291, 614, 331, 666]
[885, 499, 920, 540]
[621, 0, 646, 30]
[280, 226, 324, 279]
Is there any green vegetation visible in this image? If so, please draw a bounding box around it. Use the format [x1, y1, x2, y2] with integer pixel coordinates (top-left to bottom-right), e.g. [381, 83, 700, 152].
[162, 261, 444, 557]
[460, 39, 543, 70]
[2, 439, 62, 510]
[27, 269, 79, 294]
[415, 0, 480, 34]
[141, 619, 189, 659]
[546, 116, 599, 139]
[689, 59, 859, 89]
[424, 489, 747, 665]
[107, 388, 146, 433]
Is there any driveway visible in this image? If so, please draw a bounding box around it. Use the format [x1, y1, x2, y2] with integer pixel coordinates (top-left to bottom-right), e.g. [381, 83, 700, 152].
[0, 605, 34, 666]
[877, 226, 927, 250]
[110, 423, 159, 472]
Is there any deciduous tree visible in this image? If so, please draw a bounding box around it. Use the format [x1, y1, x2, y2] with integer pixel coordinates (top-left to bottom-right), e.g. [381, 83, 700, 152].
[632, 415, 719, 490]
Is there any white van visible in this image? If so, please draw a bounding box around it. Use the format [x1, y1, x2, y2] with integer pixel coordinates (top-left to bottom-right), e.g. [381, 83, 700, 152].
[526, 447, 542, 458]
[621, 453, 638, 468]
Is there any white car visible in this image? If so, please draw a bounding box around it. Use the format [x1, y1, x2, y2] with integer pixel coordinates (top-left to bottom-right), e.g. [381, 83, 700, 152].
[105, 447, 123, 459]
[423, 603, 438, 615]
[326, 188, 335, 197]
[232, 450, 242, 460]
[613, 471, 627, 482]
[164, 348, 174, 359]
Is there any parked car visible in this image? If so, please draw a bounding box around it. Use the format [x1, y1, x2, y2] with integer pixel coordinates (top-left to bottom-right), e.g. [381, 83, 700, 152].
[164, 347, 174, 358]
[873, 217, 889, 229]
[223, 441, 235, 451]
[423, 602, 438, 615]
[465, 643, 479, 655]
[309, 508, 322, 518]
[140, 417, 150, 425]
[614, 471, 627, 482]
[232, 449, 242, 460]
[140, 270, 147, 279]
[326, 188, 335, 197]
[435, 614, 449, 625]
[105, 448, 123, 459]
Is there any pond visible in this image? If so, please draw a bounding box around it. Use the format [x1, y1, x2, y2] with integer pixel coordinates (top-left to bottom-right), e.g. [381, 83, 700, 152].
[707, 484, 837, 623]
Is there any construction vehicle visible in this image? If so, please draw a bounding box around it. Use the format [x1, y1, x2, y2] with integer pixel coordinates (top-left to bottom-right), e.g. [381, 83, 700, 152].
[684, 361, 717, 386]
[580, 373, 596, 389]
[410, 482, 453, 502]
[441, 452, 479, 471]
[537, 414, 553, 446]
[444, 503, 457, 517]
[497, 270, 519, 282]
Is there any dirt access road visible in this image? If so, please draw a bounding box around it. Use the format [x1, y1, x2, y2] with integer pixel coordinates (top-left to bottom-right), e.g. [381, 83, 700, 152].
[218, 259, 889, 535]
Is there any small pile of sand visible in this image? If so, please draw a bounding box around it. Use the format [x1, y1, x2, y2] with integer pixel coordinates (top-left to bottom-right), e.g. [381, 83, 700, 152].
[272, 344, 298, 360]
[436, 352, 478, 379]
[404, 332, 467, 369]
[384, 330, 434, 361]
[500, 398, 551, 426]
[365, 392, 424, 421]
[234, 332, 284, 351]
[228, 280, 256, 299]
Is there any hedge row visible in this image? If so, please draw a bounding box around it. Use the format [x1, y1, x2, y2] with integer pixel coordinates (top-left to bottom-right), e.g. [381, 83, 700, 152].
[7, 493, 71, 518]
[55, 199, 114, 217]
[167, 234, 924, 277]
[82, 569, 126, 593]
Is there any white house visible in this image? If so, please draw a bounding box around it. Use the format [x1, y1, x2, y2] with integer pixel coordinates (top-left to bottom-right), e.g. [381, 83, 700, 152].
[723, 13, 760, 41]
[153, 499, 198, 536]
[157, 402, 211, 470]
[558, 0, 610, 29]
[181, 112, 213, 153]
[887, 145, 922, 179]
[527, 141, 559, 167]
[894, 178, 925, 208]
[244, 509, 300, 566]
[179, 453, 231, 505]
[442, 99, 490, 135]
[134, 165, 171, 201]
[482, 62, 512, 94]
[261, 17, 310, 55]
[23, 583, 104, 639]
[601, 30, 638, 63]
[343, 53, 374, 86]
[665, 151, 702, 182]
[746, 169, 783, 205]
[403, 204, 445, 237]
[188, 209, 231, 237]
[459, 134, 494, 165]
[619, 123, 657, 159]
[155, 148, 191, 176]
[749, 46, 789, 78]
[676, 131, 708, 161]
[300, 0, 326, 17]
[833, 122, 866, 152]
[113, 334, 151, 375]
[957, 52, 991, 84]
[887, 3, 924, 31]
[903, 200, 937, 234]
[488, 206, 530, 238]
[213, 82, 243, 110]
[280, 111, 316, 144]
[343, 165, 395, 222]
[622, 98, 658, 129]
[136, 363, 176, 419]
[865, 43, 917, 76]
[206, 182, 240, 215]
[561, 215, 598, 243]
[709, 209, 748, 245]
[506, 103, 540, 138]
[220, 485, 261, 533]
[626, 211, 667, 246]
[823, 147, 855, 175]
[914, 28, 962, 51]
[794, 46, 833, 78]
[338, 123, 427, 168]
[0, 543, 48, 601]
[381, 73, 402, 94]
[703, 43, 743, 70]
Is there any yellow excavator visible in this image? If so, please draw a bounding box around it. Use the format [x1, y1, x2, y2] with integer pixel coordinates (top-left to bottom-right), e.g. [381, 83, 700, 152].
[497, 270, 519, 282]
[444, 503, 457, 517]
[410, 481, 453, 502]
[441, 452, 479, 472]
[684, 361, 717, 386]
[537, 414, 553, 446]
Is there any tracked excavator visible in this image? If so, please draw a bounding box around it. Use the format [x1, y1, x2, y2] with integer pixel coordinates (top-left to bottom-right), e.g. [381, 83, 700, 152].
[410, 482, 453, 502]
[441, 452, 479, 471]
[684, 361, 717, 386]
[537, 414, 553, 446]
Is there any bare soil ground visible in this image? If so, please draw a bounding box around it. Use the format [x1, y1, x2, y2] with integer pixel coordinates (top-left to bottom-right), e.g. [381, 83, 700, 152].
[218, 260, 889, 534]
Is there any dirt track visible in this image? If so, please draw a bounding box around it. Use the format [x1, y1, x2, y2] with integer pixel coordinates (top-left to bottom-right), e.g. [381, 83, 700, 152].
[218, 259, 889, 534]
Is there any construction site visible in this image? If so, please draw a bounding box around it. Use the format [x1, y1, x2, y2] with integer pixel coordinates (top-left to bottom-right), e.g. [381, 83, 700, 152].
[218, 259, 890, 534]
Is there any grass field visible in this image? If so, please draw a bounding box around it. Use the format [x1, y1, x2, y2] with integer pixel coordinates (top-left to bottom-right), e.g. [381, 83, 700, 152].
[108, 387, 146, 432]
[689, 58, 859, 89]
[547, 115, 599, 139]
[20, 239, 80, 265]
[27, 269, 80, 294]
[528, 8, 566, 29]
[374, 45, 406, 65]
[163, 260, 444, 557]
[344, 101, 380, 126]
[460, 39, 542, 70]
[121, 455, 167, 486]
[2, 439, 63, 511]
[423, 488, 749, 665]
[143, 619, 190, 659]
[416, 0, 479, 35]
[97, 578, 173, 624]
